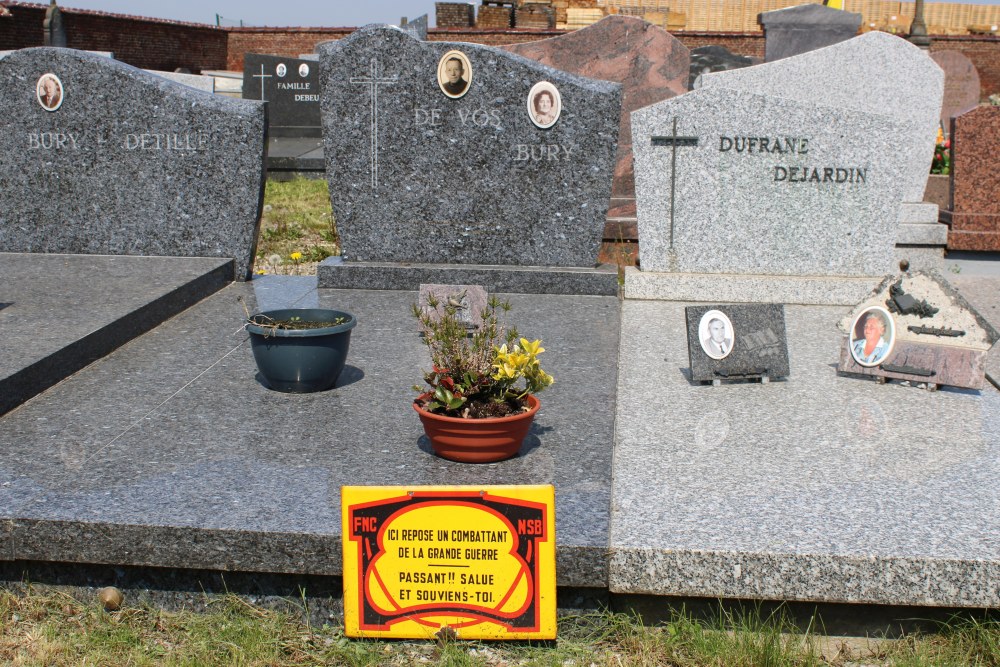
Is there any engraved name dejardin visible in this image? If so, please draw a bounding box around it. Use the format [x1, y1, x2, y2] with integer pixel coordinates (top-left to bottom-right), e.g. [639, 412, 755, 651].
[27, 131, 212, 152]
[717, 135, 867, 185]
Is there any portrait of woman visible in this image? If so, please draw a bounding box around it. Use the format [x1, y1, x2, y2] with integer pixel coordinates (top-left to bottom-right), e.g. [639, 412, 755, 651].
[437, 50, 471, 99]
[36, 73, 63, 112]
[698, 309, 735, 360]
[527, 81, 561, 129]
[849, 306, 895, 367]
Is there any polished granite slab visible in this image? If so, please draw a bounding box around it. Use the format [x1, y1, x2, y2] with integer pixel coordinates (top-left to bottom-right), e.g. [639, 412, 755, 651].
[611, 298, 1000, 607]
[0, 277, 619, 588]
[0, 253, 233, 417]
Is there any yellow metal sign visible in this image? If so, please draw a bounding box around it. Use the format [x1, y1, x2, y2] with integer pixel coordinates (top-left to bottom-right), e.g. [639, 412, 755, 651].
[342, 485, 556, 640]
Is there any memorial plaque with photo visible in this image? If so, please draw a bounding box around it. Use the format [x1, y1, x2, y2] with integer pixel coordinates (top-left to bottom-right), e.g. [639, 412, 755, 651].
[417, 283, 488, 332]
[243, 53, 321, 137]
[685, 304, 790, 382]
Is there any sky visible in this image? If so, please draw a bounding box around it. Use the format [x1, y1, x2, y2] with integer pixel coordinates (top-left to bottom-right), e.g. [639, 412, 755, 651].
[50, 0, 1000, 27]
[55, 1, 442, 27]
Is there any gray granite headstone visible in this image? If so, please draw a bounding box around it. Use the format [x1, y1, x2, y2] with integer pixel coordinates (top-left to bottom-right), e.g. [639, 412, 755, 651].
[688, 46, 757, 91]
[243, 53, 321, 138]
[147, 69, 215, 93]
[0, 48, 267, 280]
[697, 32, 943, 216]
[758, 4, 862, 63]
[44, 0, 67, 48]
[931, 51, 981, 129]
[632, 85, 909, 276]
[685, 304, 790, 382]
[317, 25, 621, 267]
[401, 14, 429, 40]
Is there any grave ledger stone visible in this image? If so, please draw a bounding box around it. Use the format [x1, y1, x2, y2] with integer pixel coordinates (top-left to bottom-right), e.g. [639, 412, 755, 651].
[758, 4, 862, 63]
[631, 85, 909, 277]
[931, 51, 981, 130]
[243, 53, 321, 138]
[697, 32, 945, 252]
[0, 48, 267, 280]
[316, 25, 621, 287]
[943, 105, 1000, 251]
[685, 303, 790, 383]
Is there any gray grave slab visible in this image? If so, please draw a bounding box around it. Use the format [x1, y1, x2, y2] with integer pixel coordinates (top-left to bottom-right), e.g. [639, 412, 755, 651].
[758, 4, 863, 63]
[266, 137, 325, 173]
[0, 48, 267, 280]
[632, 86, 909, 277]
[697, 32, 943, 207]
[318, 25, 621, 269]
[612, 298, 1000, 607]
[243, 54, 321, 138]
[0, 280, 618, 587]
[0, 254, 233, 417]
[147, 69, 215, 93]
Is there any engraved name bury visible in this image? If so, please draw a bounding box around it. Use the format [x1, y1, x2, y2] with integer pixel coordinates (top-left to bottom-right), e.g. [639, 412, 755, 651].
[27, 131, 212, 151]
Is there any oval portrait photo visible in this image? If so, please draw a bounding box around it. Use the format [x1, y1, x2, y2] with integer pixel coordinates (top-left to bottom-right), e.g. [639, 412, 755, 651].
[438, 50, 471, 99]
[849, 306, 895, 367]
[527, 81, 561, 129]
[36, 73, 64, 112]
[698, 310, 735, 360]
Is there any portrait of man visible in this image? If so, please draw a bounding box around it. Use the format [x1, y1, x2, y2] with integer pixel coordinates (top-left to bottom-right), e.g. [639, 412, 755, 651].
[276, 63, 287, 78]
[36, 73, 63, 112]
[527, 81, 561, 129]
[699, 310, 734, 360]
[850, 306, 894, 367]
[298, 63, 309, 77]
[437, 50, 471, 99]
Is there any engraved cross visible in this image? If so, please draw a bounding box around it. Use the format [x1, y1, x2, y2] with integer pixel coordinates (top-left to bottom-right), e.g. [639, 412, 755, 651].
[350, 58, 398, 190]
[651, 117, 699, 248]
[252, 64, 272, 102]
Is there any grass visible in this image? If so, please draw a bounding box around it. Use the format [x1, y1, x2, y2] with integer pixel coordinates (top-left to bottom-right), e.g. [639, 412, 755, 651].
[255, 177, 338, 275]
[3, 586, 1000, 666]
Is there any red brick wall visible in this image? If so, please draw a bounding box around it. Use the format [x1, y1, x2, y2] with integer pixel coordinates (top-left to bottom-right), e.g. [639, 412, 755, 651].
[0, 2, 227, 71]
[930, 35, 1000, 102]
[225, 27, 353, 71]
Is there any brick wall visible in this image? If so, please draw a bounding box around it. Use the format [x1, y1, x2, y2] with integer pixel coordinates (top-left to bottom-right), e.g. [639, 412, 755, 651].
[0, 2, 227, 71]
[930, 35, 1000, 101]
[477, 6, 514, 29]
[225, 27, 353, 71]
[673, 31, 765, 60]
[435, 2, 475, 28]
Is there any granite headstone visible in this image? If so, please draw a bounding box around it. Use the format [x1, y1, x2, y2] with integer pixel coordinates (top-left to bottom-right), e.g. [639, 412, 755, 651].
[943, 105, 1000, 251]
[631, 85, 909, 276]
[43, 0, 67, 48]
[685, 304, 790, 382]
[0, 48, 267, 280]
[931, 51, 981, 129]
[401, 14, 429, 40]
[417, 283, 489, 332]
[758, 4, 862, 63]
[688, 46, 756, 91]
[317, 25, 621, 268]
[697, 32, 944, 222]
[505, 15, 690, 199]
[838, 271, 998, 389]
[243, 53, 321, 138]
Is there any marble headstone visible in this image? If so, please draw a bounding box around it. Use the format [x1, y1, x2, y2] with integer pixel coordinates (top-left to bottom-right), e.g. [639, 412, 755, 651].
[697, 32, 944, 219]
[688, 46, 756, 91]
[931, 51, 981, 129]
[838, 271, 998, 389]
[505, 15, 689, 199]
[943, 105, 1000, 251]
[758, 4, 862, 63]
[243, 53, 321, 138]
[632, 85, 909, 276]
[0, 48, 267, 280]
[685, 304, 790, 382]
[317, 25, 621, 267]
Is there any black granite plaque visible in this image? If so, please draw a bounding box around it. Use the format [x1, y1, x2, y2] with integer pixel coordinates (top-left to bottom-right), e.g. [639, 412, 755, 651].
[688, 46, 756, 91]
[685, 304, 790, 382]
[0, 48, 267, 280]
[243, 53, 321, 138]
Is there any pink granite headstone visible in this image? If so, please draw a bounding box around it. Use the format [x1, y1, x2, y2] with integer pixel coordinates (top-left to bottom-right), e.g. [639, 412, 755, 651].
[944, 105, 1000, 251]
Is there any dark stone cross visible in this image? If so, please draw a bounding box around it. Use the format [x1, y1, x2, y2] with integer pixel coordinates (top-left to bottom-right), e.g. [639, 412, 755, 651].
[350, 58, 398, 190]
[651, 117, 699, 248]
[251, 64, 271, 101]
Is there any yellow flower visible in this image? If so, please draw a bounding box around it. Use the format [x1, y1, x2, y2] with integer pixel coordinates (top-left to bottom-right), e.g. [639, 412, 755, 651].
[520, 338, 545, 357]
[290, 251, 302, 262]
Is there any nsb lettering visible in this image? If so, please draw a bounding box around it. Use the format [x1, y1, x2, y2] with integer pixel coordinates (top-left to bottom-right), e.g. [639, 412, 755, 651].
[28, 132, 79, 149]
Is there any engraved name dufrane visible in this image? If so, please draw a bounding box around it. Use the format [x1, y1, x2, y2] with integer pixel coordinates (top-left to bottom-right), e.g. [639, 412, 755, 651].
[718, 135, 867, 185]
[28, 131, 212, 152]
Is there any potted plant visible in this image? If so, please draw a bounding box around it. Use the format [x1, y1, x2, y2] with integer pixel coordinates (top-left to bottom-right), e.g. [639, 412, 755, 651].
[412, 294, 554, 463]
[241, 297, 357, 393]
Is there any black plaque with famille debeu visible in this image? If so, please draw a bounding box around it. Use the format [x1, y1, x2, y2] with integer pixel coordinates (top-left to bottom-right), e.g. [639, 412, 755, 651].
[685, 304, 790, 383]
[242, 53, 321, 137]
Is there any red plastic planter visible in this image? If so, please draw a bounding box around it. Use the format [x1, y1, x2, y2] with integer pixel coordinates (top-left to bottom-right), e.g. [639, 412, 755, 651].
[413, 395, 540, 463]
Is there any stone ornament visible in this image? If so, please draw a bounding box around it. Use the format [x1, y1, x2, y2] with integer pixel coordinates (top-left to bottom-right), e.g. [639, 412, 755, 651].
[699, 309, 734, 360]
[437, 49, 471, 99]
[36, 72, 63, 111]
[528, 81, 560, 129]
[849, 306, 895, 367]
